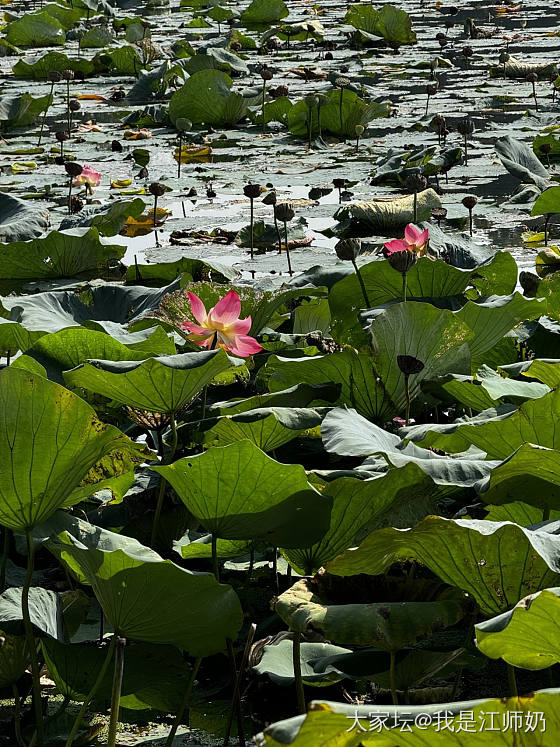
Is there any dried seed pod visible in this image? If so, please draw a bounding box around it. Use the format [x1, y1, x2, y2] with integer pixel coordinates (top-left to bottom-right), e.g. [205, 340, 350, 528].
[262, 190, 277, 205]
[243, 183, 262, 200]
[387, 250, 418, 274]
[274, 202, 295, 222]
[259, 66, 274, 81]
[462, 195, 478, 210]
[64, 161, 83, 178]
[148, 182, 166, 197]
[111, 140, 123, 152]
[61, 69, 75, 81]
[69, 99, 81, 112]
[397, 355, 425, 376]
[48, 71, 63, 83]
[405, 173, 428, 193]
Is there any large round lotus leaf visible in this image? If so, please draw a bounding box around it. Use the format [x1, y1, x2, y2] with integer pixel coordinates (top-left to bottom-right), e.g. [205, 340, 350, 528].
[241, 0, 288, 25]
[326, 517, 560, 615]
[282, 463, 436, 575]
[475, 588, 560, 670]
[531, 185, 560, 217]
[477, 444, 560, 511]
[252, 640, 351, 687]
[12, 51, 95, 79]
[275, 578, 468, 651]
[64, 349, 238, 413]
[0, 93, 52, 129]
[0, 587, 66, 640]
[5, 11, 66, 47]
[0, 228, 125, 284]
[43, 639, 192, 712]
[169, 69, 248, 127]
[0, 631, 30, 687]
[259, 689, 560, 746]
[0, 367, 146, 531]
[12, 326, 173, 385]
[0, 193, 48, 242]
[344, 4, 416, 45]
[51, 531, 243, 656]
[332, 188, 441, 232]
[153, 440, 332, 547]
[202, 406, 324, 452]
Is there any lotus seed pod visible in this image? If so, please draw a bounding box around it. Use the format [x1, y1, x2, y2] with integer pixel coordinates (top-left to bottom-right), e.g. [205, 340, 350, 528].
[405, 173, 428, 193]
[274, 202, 295, 222]
[69, 99, 81, 112]
[335, 238, 361, 261]
[499, 51, 510, 64]
[426, 83, 438, 97]
[149, 182, 166, 197]
[333, 178, 346, 189]
[303, 95, 319, 110]
[463, 46, 473, 58]
[526, 72, 538, 83]
[243, 183, 262, 200]
[61, 69, 75, 81]
[262, 190, 277, 205]
[462, 195, 478, 210]
[397, 355, 425, 376]
[48, 71, 63, 83]
[335, 76, 350, 88]
[64, 161, 83, 178]
[175, 118, 191, 132]
[260, 66, 274, 81]
[457, 116, 475, 136]
[355, 124, 365, 137]
[387, 250, 418, 274]
[55, 130, 70, 143]
[431, 207, 448, 221]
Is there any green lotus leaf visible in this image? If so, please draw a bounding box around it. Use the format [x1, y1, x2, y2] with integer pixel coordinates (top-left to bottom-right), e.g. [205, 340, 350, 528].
[0, 320, 45, 355]
[283, 463, 436, 575]
[332, 188, 441, 232]
[344, 4, 416, 45]
[50, 531, 243, 655]
[0, 228, 125, 284]
[241, 0, 288, 25]
[93, 45, 143, 76]
[0, 367, 146, 531]
[43, 639, 193, 711]
[368, 301, 473, 414]
[123, 256, 238, 286]
[58, 199, 146, 237]
[169, 69, 248, 127]
[326, 516, 560, 615]
[0, 587, 67, 640]
[531, 185, 560, 216]
[517, 359, 560, 388]
[0, 631, 30, 687]
[287, 89, 390, 139]
[1, 279, 181, 336]
[5, 11, 66, 47]
[275, 578, 467, 650]
[210, 383, 340, 415]
[80, 25, 115, 48]
[153, 440, 332, 546]
[174, 533, 251, 560]
[258, 690, 560, 745]
[321, 407, 496, 487]
[64, 349, 238, 413]
[475, 588, 560, 670]
[12, 326, 174, 384]
[410, 388, 560, 459]
[12, 50, 95, 79]
[489, 57, 558, 80]
[495, 135, 551, 192]
[201, 406, 324, 451]
[0, 93, 53, 129]
[0, 193, 49, 243]
[477, 444, 560, 512]
[252, 640, 351, 687]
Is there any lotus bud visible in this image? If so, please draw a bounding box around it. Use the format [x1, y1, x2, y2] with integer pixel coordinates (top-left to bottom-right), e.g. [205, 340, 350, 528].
[397, 355, 425, 376]
[355, 124, 364, 137]
[61, 69, 75, 81]
[55, 130, 70, 143]
[175, 117, 190, 132]
[387, 250, 418, 274]
[69, 99, 81, 112]
[243, 183, 262, 200]
[499, 51, 510, 64]
[259, 66, 274, 81]
[526, 72, 538, 84]
[48, 71, 63, 83]
[274, 202, 295, 222]
[335, 238, 361, 261]
[303, 95, 319, 110]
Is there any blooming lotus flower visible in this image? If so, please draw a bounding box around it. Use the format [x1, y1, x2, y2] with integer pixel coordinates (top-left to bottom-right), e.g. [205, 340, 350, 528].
[181, 290, 262, 358]
[384, 224, 429, 256]
[73, 165, 101, 191]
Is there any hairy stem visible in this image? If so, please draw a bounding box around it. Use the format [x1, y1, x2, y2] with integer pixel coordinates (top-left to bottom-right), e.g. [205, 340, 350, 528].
[165, 657, 202, 747]
[107, 636, 126, 747]
[23, 529, 44, 746]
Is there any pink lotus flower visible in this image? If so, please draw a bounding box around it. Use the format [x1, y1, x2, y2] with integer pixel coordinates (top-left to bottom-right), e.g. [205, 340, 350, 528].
[73, 165, 101, 191]
[181, 290, 262, 357]
[384, 224, 429, 256]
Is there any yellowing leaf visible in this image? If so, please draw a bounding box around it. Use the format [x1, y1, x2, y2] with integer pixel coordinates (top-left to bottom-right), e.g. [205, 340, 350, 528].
[110, 179, 132, 189]
[174, 144, 212, 163]
[522, 231, 545, 243]
[76, 94, 108, 101]
[124, 129, 153, 140]
[11, 161, 37, 173]
[118, 188, 147, 195]
[123, 212, 165, 237]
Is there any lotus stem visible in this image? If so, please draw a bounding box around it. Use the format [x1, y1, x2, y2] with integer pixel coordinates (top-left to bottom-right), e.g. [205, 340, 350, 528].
[249, 197, 255, 261]
[12, 684, 26, 747]
[0, 526, 9, 592]
[317, 101, 322, 140]
[463, 133, 468, 166]
[272, 546, 279, 594]
[425, 93, 430, 117]
[38, 81, 55, 147]
[150, 411, 178, 548]
[153, 194, 158, 231]
[532, 81, 538, 112]
[107, 636, 126, 747]
[273, 211, 282, 254]
[544, 214, 551, 246]
[292, 631, 306, 714]
[65, 636, 116, 747]
[67, 177, 73, 214]
[468, 207, 473, 236]
[283, 220, 293, 276]
[212, 534, 219, 581]
[351, 258, 370, 307]
[66, 80, 71, 135]
[413, 191, 418, 223]
[23, 529, 44, 747]
[507, 663, 518, 698]
[402, 272, 408, 304]
[224, 624, 257, 747]
[262, 77, 266, 133]
[165, 657, 202, 747]
[307, 113, 312, 150]
[404, 373, 411, 426]
[177, 131, 182, 179]
[389, 651, 399, 705]
[543, 505, 551, 521]
[339, 88, 344, 134]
